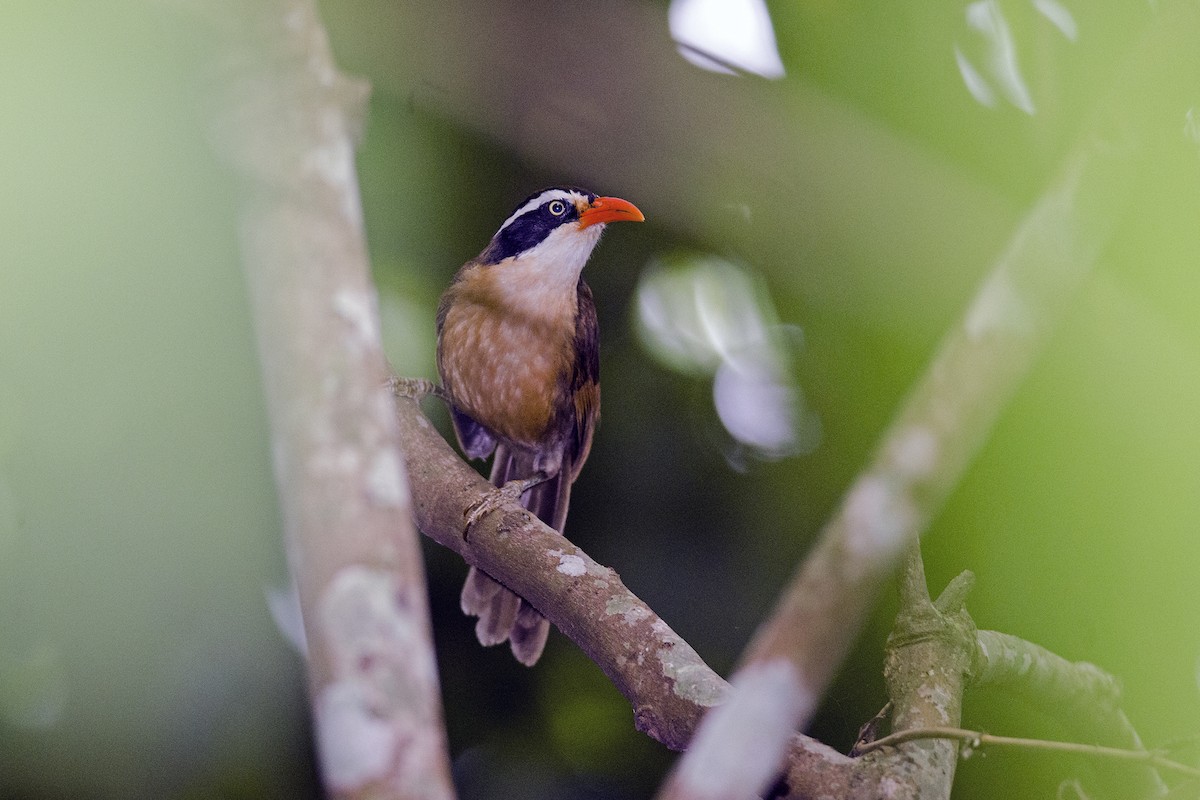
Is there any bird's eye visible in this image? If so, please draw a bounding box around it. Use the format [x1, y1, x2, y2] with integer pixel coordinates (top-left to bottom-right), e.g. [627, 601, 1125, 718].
[548, 200, 568, 216]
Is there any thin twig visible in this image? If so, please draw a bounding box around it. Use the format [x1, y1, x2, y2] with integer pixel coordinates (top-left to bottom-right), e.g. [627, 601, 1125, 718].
[972, 629, 1163, 795]
[857, 726, 1200, 781]
[850, 702, 893, 757]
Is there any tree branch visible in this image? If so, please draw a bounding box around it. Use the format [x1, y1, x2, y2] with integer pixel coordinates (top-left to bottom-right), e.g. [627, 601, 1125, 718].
[391, 383, 853, 795]
[735, 129, 1135, 706]
[208, 2, 455, 797]
[661, 131, 1139, 798]
[660, 3, 1200, 794]
[875, 548, 976, 800]
[848, 553, 1166, 800]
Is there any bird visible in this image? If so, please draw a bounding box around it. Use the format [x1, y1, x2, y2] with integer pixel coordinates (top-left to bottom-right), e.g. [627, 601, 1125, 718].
[435, 186, 644, 665]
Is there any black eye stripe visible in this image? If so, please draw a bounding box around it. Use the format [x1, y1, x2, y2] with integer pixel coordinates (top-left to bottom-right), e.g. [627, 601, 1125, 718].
[478, 187, 596, 264]
[481, 199, 581, 263]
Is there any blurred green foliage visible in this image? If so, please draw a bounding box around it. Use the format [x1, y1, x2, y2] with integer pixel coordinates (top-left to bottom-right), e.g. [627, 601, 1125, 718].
[3, 1, 1200, 798]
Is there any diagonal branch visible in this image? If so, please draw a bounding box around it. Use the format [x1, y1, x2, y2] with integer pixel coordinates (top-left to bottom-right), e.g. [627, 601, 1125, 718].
[659, 2, 1200, 795]
[660, 135, 1140, 800]
[391, 383, 854, 795]
[735, 132, 1135, 717]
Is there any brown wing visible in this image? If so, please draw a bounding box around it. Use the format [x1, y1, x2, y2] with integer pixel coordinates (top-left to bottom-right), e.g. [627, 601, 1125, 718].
[567, 278, 600, 483]
[436, 266, 497, 461]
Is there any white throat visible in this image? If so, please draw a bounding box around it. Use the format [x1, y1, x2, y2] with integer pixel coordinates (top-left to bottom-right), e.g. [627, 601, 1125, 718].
[495, 223, 604, 314]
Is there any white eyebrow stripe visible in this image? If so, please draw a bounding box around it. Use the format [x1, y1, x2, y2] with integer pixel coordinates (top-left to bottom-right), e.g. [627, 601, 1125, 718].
[496, 189, 584, 234]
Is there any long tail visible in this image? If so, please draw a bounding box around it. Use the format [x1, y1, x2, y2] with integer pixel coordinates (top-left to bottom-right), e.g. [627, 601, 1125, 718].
[460, 444, 570, 666]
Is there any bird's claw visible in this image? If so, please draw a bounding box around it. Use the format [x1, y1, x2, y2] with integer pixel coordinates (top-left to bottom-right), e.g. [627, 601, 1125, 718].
[463, 482, 527, 538]
[389, 376, 448, 402]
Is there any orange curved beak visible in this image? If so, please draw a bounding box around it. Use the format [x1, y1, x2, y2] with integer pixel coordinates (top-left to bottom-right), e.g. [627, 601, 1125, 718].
[578, 195, 646, 229]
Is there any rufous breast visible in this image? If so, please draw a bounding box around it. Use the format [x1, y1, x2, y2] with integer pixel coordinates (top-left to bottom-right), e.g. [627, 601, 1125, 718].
[439, 268, 577, 448]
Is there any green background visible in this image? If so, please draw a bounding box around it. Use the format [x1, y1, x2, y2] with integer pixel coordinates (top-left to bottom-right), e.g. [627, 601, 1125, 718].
[2, 2, 1199, 798]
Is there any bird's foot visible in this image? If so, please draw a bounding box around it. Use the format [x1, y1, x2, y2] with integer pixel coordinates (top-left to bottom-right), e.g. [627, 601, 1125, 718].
[463, 474, 549, 539]
[389, 376, 448, 403]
